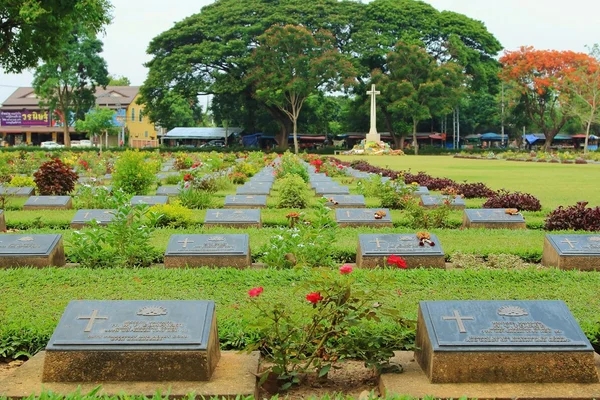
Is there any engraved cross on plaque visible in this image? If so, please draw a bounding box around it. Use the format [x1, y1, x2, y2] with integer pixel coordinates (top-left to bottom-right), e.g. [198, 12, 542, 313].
[475, 211, 484, 218]
[83, 212, 90, 219]
[78, 309, 108, 332]
[178, 237, 194, 248]
[346, 210, 351, 218]
[561, 238, 578, 249]
[214, 211, 222, 218]
[442, 310, 474, 333]
[369, 237, 383, 248]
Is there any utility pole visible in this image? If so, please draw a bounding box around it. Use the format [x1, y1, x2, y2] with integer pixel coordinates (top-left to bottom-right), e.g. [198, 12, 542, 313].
[501, 82, 505, 147]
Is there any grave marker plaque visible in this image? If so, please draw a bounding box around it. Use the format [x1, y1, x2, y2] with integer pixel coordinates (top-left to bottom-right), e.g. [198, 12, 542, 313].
[70, 209, 116, 228]
[156, 186, 181, 196]
[463, 209, 526, 229]
[542, 234, 600, 271]
[315, 185, 350, 195]
[310, 181, 334, 190]
[0, 186, 34, 197]
[42, 300, 220, 382]
[204, 209, 261, 228]
[324, 195, 366, 208]
[415, 300, 598, 383]
[164, 234, 250, 268]
[0, 234, 65, 267]
[23, 196, 72, 210]
[130, 195, 169, 206]
[223, 195, 267, 209]
[357, 233, 444, 268]
[335, 208, 392, 228]
[420, 195, 465, 209]
[412, 186, 430, 196]
[235, 185, 270, 195]
[155, 172, 180, 180]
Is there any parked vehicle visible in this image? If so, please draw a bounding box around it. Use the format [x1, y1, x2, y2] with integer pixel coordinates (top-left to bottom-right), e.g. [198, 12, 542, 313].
[40, 141, 64, 149]
[71, 140, 93, 148]
[201, 140, 225, 148]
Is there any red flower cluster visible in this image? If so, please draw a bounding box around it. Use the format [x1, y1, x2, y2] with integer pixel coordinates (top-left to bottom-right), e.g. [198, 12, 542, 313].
[339, 264, 353, 274]
[310, 159, 324, 172]
[387, 255, 407, 269]
[248, 287, 264, 297]
[183, 173, 192, 182]
[306, 292, 323, 304]
[191, 162, 202, 169]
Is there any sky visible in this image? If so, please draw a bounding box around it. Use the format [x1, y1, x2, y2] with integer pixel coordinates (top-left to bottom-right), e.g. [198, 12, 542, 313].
[1, 0, 599, 104]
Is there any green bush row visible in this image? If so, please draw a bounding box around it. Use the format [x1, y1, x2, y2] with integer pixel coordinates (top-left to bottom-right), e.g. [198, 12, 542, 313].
[1, 267, 599, 360]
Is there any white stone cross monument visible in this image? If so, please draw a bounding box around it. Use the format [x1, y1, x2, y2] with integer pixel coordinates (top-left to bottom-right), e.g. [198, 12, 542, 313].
[366, 84, 381, 143]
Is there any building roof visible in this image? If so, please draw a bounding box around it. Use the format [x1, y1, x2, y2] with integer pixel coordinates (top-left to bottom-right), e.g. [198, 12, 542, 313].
[1, 86, 140, 110]
[164, 127, 242, 139]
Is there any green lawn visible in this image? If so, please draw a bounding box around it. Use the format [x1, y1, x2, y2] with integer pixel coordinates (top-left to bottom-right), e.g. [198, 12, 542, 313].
[337, 155, 600, 210]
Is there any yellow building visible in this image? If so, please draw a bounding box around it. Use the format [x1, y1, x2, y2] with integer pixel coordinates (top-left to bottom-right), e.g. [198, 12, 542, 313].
[0, 86, 159, 147]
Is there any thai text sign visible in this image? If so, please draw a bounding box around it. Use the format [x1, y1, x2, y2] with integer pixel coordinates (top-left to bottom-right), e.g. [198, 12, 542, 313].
[0, 110, 50, 126]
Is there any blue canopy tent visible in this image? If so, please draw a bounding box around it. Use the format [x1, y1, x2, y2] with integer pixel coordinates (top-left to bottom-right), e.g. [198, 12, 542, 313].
[480, 132, 504, 141]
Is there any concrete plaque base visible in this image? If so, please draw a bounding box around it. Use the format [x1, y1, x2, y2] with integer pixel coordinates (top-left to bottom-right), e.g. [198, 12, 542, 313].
[380, 351, 600, 400]
[356, 247, 446, 269]
[0, 235, 65, 268]
[542, 235, 600, 271]
[0, 351, 259, 399]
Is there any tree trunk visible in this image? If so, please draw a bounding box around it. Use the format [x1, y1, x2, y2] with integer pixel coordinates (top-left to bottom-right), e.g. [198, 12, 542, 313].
[542, 130, 559, 152]
[584, 119, 592, 155]
[267, 106, 291, 150]
[62, 124, 71, 147]
[292, 118, 299, 154]
[412, 118, 419, 155]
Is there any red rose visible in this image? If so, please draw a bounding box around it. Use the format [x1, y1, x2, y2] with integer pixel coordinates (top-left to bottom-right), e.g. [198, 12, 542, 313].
[183, 173, 192, 182]
[248, 287, 264, 297]
[387, 255, 407, 269]
[306, 292, 323, 304]
[339, 264, 353, 274]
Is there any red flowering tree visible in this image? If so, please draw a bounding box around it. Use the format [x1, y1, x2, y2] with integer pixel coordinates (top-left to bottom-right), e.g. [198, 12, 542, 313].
[500, 46, 595, 151]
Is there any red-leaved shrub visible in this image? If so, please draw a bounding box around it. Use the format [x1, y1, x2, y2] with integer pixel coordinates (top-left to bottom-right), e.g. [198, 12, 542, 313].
[544, 202, 600, 231]
[455, 182, 495, 199]
[33, 158, 78, 195]
[483, 189, 542, 211]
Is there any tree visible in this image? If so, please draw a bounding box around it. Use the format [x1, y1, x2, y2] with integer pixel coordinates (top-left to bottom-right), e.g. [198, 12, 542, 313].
[108, 75, 131, 86]
[0, 0, 112, 72]
[32, 30, 109, 147]
[75, 106, 118, 149]
[500, 47, 595, 151]
[373, 42, 463, 154]
[249, 25, 355, 153]
[563, 44, 600, 154]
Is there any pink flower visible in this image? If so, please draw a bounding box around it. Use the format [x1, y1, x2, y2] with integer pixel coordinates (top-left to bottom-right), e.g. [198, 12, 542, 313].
[339, 264, 353, 274]
[306, 292, 323, 304]
[248, 287, 264, 297]
[387, 255, 407, 269]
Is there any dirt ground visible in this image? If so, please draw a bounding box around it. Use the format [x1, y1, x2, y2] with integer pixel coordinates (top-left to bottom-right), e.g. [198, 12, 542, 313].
[0, 359, 379, 398]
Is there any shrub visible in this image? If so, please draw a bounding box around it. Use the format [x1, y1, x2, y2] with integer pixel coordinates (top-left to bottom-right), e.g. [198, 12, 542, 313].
[33, 158, 78, 195]
[379, 183, 416, 210]
[404, 199, 452, 229]
[229, 172, 248, 185]
[544, 201, 600, 231]
[483, 189, 542, 211]
[174, 154, 193, 170]
[276, 152, 309, 182]
[178, 188, 214, 209]
[68, 192, 157, 268]
[74, 186, 115, 209]
[455, 182, 495, 199]
[277, 174, 309, 209]
[164, 174, 181, 185]
[148, 201, 193, 228]
[6, 175, 35, 188]
[112, 150, 157, 195]
[234, 162, 259, 177]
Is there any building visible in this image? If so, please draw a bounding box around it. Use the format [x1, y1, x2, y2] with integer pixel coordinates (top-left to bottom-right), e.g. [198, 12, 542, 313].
[0, 86, 159, 147]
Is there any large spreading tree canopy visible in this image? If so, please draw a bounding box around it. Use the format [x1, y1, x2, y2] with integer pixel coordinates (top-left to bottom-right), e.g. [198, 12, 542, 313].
[139, 0, 501, 148]
[0, 0, 112, 72]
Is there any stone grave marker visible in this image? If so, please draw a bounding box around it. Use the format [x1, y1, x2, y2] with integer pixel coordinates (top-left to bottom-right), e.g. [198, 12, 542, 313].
[164, 234, 251, 268]
[42, 300, 220, 382]
[542, 234, 600, 271]
[324, 195, 366, 208]
[204, 209, 261, 228]
[0, 209, 5, 231]
[0, 186, 34, 197]
[420, 195, 465, 209]
[0, 234, 65, 267]
[70, 209, 116, 228]
[130, 195, 169, 206]
[315, 185, 350, 195]
[310, 180, 334, 189]
[412, 186, 430, 196]
[223, 195, 267, 209]
[235, 185, 270, 195]
[309, 174, 332, 182]
[357, 233, 444, 268]
[249, 174, 275, 183]
[104, 173, 112, 180]
[156, 186, 181, 196]
[414, 300, 598, 383]
[155, 172, 180, 180]
[463, 209, 526, 229]
[336, 208, 392, 228]
[23, 195, 72, 210]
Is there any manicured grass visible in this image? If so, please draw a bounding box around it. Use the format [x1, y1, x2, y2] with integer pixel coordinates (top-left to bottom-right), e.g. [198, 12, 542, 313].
[1, 267, 599, 359]
[337, 155, 600, 210]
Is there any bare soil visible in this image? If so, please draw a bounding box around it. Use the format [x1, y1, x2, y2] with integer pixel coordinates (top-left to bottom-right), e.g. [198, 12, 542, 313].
[0, 359, 24, 381]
